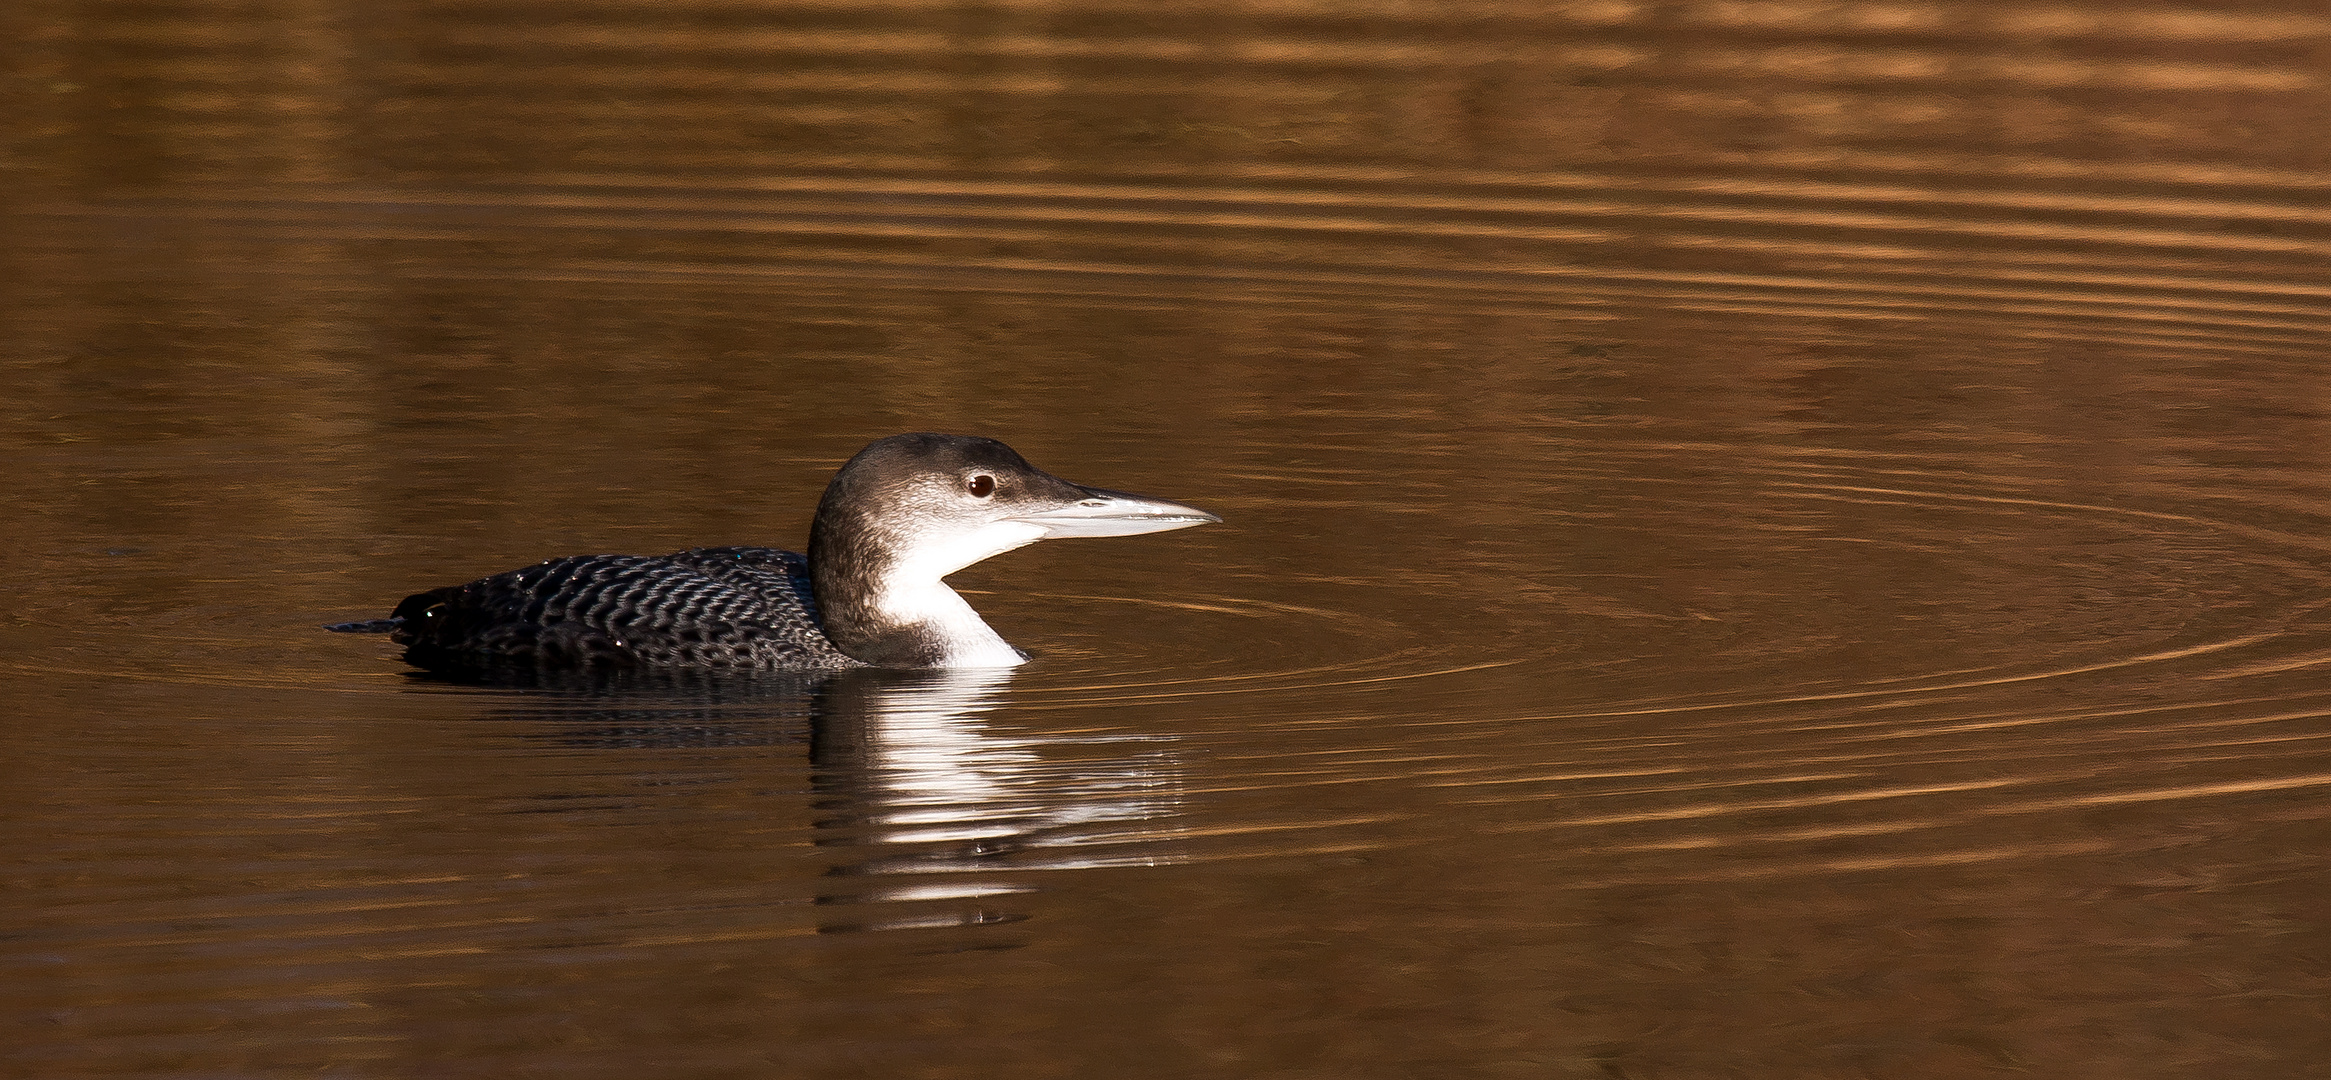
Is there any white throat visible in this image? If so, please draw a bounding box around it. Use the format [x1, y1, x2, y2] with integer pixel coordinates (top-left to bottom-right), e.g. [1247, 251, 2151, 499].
[872, 519, 1049, 668]
[869, 579, 1028, 667]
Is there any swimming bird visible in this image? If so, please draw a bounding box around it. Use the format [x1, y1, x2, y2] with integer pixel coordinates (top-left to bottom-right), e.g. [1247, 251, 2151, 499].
[327, 433, 1219, 672]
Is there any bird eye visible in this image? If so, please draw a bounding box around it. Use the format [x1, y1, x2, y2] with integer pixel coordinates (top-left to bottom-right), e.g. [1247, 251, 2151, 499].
[966, 474, 995, 497]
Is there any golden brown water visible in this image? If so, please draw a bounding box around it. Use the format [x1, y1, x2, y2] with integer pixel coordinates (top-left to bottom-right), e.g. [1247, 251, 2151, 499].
[7, 1, 2331, 1076]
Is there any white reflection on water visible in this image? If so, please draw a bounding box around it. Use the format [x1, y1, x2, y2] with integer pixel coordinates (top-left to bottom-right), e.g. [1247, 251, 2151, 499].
[809, 669, 1187, 928]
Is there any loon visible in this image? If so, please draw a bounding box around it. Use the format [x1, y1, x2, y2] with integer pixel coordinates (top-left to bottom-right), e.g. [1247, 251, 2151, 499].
[327, 433, 1219, 672]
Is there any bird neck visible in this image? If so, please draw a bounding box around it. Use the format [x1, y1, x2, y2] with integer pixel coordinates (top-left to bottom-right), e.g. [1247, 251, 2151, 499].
[809, 503, 1029, 669]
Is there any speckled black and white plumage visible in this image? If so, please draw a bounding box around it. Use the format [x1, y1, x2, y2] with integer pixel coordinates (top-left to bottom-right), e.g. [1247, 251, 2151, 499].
[389, 546, 861, 672]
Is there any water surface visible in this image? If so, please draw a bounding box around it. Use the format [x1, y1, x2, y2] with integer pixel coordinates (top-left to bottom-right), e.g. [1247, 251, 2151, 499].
[7, 1, 2331, 1076]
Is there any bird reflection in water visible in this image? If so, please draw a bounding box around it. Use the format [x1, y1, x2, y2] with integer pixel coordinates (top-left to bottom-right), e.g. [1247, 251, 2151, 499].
[452, 664, 1186, 935]
[810, 668, 1186, 934]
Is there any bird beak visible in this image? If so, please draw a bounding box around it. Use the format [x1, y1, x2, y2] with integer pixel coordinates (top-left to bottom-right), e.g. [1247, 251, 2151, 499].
[1008, 486, 1223, 538]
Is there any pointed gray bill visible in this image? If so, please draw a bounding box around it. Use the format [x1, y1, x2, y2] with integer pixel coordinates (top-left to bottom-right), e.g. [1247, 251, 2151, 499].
[1008, 487, 1222, 538]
